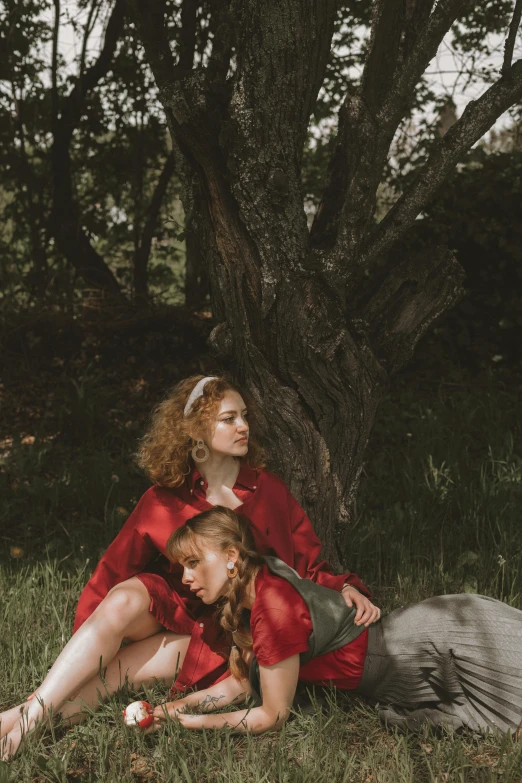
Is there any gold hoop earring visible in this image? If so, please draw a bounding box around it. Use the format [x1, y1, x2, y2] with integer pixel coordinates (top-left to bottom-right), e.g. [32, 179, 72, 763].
[227, 560, 238, 578]
[191, 439, 209, 463]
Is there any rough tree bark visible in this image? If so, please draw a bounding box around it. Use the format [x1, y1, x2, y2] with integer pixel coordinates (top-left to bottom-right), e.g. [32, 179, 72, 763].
[131, 0, 522, 566]
[184, 186, 210, 309]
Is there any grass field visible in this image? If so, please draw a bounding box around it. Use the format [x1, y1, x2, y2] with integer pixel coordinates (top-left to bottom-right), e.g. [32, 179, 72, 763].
[1, 344, 522, 781]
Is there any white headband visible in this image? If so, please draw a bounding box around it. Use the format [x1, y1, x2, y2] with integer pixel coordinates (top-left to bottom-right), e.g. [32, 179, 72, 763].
[183, 376, 217, 417]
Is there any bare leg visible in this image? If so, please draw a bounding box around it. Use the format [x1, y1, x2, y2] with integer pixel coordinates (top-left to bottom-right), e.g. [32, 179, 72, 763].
[1, 577, 162, 755]
[62, 632, 190, 724]
[2, 632, 190, 758]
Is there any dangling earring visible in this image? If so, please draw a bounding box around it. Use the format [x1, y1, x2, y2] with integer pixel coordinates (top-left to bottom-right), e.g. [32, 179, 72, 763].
[227, 560, 238, 578]
[191, 438, 209, 463]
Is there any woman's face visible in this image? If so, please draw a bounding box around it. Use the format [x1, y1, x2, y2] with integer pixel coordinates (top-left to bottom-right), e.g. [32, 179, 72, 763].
[180, 540, 237, 604]
[206, 391, 249, 457]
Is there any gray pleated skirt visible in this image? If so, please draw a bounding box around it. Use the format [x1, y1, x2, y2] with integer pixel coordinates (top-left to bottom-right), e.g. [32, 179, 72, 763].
[355, 594, 522, 734]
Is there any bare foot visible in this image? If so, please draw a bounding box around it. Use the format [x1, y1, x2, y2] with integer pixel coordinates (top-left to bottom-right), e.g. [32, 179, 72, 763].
[0, 704, 45, 760]
[1, 725, 24, 761]
[0, 704, 28, 739]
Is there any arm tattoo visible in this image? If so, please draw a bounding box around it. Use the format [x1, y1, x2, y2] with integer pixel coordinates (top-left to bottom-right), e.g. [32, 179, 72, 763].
[191, 690, 249, 714]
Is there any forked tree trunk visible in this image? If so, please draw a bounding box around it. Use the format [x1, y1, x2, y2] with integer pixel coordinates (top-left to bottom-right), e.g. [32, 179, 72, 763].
[131, 0, 522, 566]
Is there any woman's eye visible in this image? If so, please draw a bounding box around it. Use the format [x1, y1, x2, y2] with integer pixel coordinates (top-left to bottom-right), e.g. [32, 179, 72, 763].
[223, 417, 235, 423]
[188, 560, 198, 567]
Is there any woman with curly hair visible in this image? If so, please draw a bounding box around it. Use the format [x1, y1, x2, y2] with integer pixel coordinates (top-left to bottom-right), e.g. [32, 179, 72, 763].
[1, 375, 379, 757]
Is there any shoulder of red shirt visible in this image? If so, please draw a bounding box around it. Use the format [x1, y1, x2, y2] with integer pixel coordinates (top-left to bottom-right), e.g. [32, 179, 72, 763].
[250, 565, 312, 665]
[252, 564, 315, 625]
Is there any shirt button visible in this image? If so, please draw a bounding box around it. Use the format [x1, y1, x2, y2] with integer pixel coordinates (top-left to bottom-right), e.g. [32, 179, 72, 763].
[199, 622, 204, 627]
[200, 479, 204, 485]
[253, 485, 256, 489]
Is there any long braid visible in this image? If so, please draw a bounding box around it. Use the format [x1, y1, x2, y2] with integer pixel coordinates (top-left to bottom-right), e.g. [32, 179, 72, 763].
[219, 535, 263, 680]
[167, 506, 265, 681]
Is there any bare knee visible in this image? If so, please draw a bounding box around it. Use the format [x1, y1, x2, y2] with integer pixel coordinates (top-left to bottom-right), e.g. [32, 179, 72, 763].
[90, 581, 150, 635]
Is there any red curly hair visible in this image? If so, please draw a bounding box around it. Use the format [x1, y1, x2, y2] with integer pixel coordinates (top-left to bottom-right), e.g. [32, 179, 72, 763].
[136, 375, 265, 487]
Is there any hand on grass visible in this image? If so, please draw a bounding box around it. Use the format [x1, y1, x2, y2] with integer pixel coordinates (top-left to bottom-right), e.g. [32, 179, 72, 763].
[152, 701, 185, 723]
[341, 585, 381, 627]
[146, 701, 209, 733]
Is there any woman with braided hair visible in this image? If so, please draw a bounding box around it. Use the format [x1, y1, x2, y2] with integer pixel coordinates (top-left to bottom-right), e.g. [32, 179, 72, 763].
[1, 375, 379, 758]
[144, 506, 522, 736]
[4, 506, 521, 753]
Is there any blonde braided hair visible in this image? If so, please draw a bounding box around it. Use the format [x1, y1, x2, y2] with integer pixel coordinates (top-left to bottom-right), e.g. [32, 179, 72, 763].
[167, 506, 264, 680]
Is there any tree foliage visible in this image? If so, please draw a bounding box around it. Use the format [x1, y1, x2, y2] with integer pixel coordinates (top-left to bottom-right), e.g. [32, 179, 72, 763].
[0, 0, 184, 306]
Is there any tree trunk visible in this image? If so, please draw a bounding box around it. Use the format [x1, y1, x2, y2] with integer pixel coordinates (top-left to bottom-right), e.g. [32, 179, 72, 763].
[50, 0, 125, 299]
[131, 0, 522, 567]
[133, 151, 177, 305]
[184, 194, 210, 309]
[51, 134, 123, 296]
[209, 242, 463, 567]
[12, 90, 49, 296]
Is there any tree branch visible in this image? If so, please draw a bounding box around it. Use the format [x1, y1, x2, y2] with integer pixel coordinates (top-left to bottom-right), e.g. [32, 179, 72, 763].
[11, 86, 49, 293]
[379, 0, 472, 126]
[205, 0, 233, 85]
[50, 0, 126, 295]
[311, 0, 467, 257]
[230, 0, 337, 162]
[402, 0, 435, 59]
[57, 0, 126, 144]
[363, 246, 465, 372]
[134, 151, 176, 301]
[502, 0, 522, 75]
[51, 0, 60, 132]
[178, 0, 198, 70]
[128, 0, 188, 91]
[131, 0, 266, 329]
[361, 0, 410, 116]
[220, 0, 338, 311]
[80, 0, 101, 83]
[361, 58, 522, 268]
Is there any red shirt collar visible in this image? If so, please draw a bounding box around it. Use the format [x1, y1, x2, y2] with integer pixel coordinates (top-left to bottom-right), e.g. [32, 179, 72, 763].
[187, 462, 258, 492]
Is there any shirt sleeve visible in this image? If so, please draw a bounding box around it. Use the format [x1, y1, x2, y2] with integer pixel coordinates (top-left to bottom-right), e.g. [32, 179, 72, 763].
[72, 490, 160, 632]
[287, 490, 372, 597]
[251, 576, 312, 666]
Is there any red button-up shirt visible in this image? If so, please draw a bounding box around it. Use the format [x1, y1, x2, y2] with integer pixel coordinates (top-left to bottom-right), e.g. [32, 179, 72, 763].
[73, 464, 370, 690]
